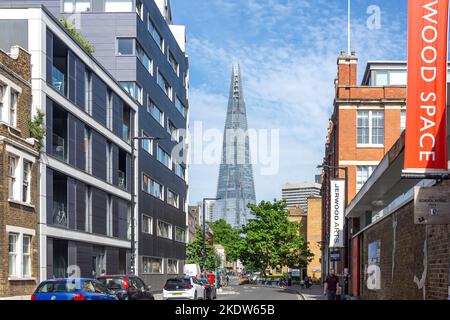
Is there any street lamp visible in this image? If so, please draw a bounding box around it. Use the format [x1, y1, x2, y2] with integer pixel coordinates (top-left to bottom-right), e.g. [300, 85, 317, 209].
[202, 197, 221, 275]
[317, 164, 349, 296]
[129, 135, 160, 275]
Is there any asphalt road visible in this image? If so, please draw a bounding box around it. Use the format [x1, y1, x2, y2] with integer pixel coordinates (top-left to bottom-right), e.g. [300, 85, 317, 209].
[218, 285, 302, 300]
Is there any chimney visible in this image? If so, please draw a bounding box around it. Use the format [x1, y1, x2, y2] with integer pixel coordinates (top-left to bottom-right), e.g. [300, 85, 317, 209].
[337, 51, 358, 86]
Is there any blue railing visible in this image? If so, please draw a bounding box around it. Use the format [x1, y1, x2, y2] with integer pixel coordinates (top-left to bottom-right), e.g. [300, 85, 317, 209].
[51, 66, 65, 95]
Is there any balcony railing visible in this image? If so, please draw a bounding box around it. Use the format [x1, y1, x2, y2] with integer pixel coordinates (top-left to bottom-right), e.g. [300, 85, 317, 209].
[53, 133, 66, 162]
[118, 170, 126, 190]
[51, 66, 65, 95]
[122, 124, 130, 143]
[53, 201, 68, 228]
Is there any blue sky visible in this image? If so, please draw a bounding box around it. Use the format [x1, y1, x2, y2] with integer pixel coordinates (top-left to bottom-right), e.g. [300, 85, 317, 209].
[170, 0, 409, 204]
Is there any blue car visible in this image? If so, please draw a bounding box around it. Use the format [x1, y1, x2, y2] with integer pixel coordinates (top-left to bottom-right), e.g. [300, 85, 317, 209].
[32, 278, 119, 301]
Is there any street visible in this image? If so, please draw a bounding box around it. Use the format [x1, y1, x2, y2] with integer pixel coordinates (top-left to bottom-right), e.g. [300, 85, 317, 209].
[218, 285, 302, 301]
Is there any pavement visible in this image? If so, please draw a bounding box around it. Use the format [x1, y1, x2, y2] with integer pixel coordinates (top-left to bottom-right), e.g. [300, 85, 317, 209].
[297, 286, 327, 300]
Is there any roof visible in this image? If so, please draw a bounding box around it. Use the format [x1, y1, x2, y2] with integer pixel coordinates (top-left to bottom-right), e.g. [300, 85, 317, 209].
[282, 183, 321, 190]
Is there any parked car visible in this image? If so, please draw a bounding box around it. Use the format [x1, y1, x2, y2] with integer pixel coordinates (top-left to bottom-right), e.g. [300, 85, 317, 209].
[97, 275, 154, 300]
[239, 275, 250, 285]
[32, 278, 118, 300]
[199, 278, 217, 300]
[163, 276, 205, 300]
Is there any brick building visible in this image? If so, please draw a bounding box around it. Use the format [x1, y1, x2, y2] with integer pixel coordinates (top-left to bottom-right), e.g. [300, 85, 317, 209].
[306, 197, 322, 281]
[321, 51, 407, 283]
[0, 46, 39, 298]
[346, 134, 450, 300]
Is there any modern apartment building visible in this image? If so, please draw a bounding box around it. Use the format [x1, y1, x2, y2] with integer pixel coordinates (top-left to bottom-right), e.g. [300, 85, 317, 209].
[0, 0, 190, 290]
[0, 5, 139, 280]
[0, 46, 39, 298]
[321, 51, 407, 284]
[282, 183, 321, 213]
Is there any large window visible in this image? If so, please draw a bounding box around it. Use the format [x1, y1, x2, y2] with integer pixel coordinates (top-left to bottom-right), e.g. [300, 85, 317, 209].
[117, 38, 134, 56]
[356, 166, 376, 193]
[22, 235, 31, 277]
[142, 257, 162, 274]
[175, 228, 186, 243]
[142, 131, 153, 155]
[22, 161, 31, 203]
[120, 81, 142, 104]
[167, 189, 178, 208]
[175, 96, 187, 118]
[157, 146, 171, 168]
[168, 51, 179, 76]
[105, 0, 133, 12]
[148, 18, 163, 50]
[157, 220, 172, 239]
[167, 259, 179, 274]
[0, 84, 5, 121]
[142, 215, 152, 234]
[167, 119, 178, 141]
[157, 71, 172, 100]
[136, 43, 152, 74]
[175, 164, 185, 180]
[371, 70, 407, 86]
[357, 110, 384, 146]
[9, 89, 17, 127]
[8, 233, 18, 277]
[147, 98, 164, 126]
[142, 174, 164, 200]
[63, 0, 91, 13]
[84, 127, 92, 173]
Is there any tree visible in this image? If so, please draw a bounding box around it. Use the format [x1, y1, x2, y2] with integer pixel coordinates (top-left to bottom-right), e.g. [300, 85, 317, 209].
[59, 19, 95, 54]
[29, 110, 46, 152]
[186, 227, 221, 272]
[239, 200, 313, 276]
[209, 219, 244, 262]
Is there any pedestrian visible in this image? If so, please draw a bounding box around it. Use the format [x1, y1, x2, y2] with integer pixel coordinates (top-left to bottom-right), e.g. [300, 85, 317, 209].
[323, 268, 339, 300]
[226, 275, 230, 287]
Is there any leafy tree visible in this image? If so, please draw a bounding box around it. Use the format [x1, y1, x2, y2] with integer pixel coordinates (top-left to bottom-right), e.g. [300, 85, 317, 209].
[209, 219, 244, 262]
[29, 110, 46, 152]
[59, 19, 95, 54]
[186, 227, 221, 272]
[239, 200, 313, 276]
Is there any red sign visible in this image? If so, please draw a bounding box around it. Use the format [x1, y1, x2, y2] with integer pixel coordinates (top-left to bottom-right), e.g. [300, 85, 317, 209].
[404, 0, 449, 173]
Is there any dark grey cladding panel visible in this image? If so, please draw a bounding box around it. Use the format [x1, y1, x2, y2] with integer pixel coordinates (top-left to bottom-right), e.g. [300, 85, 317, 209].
[76, 181, 86, 232]
[112, 93, 123, 137]
[67, 51, 76, 103]
[76, 241, 94, 278]
[46, 28, 53, 84]
[67, 113, 76, 166]
[106, 247, 119, 275]
[91, 187, 107, 236]
[112, 197, 119, 238]
[91, 130, 107, 181]
[68, 241, 77, 268]
[67, 176, 76, 230]
[75, 118, 85, 171]
[116, 197, 129, 241]
[75, 55, 86, 109]
[91, 73, 107, 126]
[46, 167, 53, 225]
[112, 144, 119, 187]
[46, 237, 53, 279]
[0, 20, 28, 51]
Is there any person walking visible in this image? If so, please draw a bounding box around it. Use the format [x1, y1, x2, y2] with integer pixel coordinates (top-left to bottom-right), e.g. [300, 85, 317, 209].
[323, 268, 340, 300]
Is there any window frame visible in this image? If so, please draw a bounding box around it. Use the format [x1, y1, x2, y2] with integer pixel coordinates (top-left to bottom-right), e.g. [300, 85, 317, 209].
[175, 96, 187, 118]
[104, 0, 133, 13]
[157, 70, 172, 100]
[8, 155, 18, 201]
[357, 110, 385, 147]
[8, 233, 18, 277]
[141, 130, 153, 155]
[356, 166, 377, 193]
[9, 89, 18, 127]
[142, 215, 153, 235]
[142, 174, 164, 201]
[116, 38, 135, 56]
[142, 256, 163, 274]
[22, 160, 31, 204]
[167, 259, 179, 274]
[63, 0, 92, 13]
[147, 15, 164, 51]
[22, 235, 31, 277]
[157, 145, 171, 169]
[157, 220, 172, 240]
[175, 227, 186, 243]
[147, 97, 164, 127]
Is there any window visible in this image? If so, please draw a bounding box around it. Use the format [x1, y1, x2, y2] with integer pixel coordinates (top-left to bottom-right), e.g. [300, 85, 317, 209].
[9, 89, 17, 127]
[120, 81, 142, 104]
[401, 110, 406, 132]
[175, 164, 185, 180]
[84, 127, 92, 173]
[142, 257, 162, 274]
[84, 70, 92, 114]
[8, 155, 17, 200]
[148, 18, 163, 50]
[157, 71, 172, 100]
[0, 84, 5, 121]
[22, 235, 31, 277]
[22, 161, 31, 203]
[147, 98, 164, 126]
[157, 220, 172, 239]
[63, 0, 91, 13]
[175, 96, 187, 118]
[175, 228, 186, 243]
[167, 119, 178, 140]
[142, 131, 153, 155]
[357, 110, 384, 146]
[142, 174, 164, 200]
[106, 142, 113, 184]
[106, 196, 113, 237]
[142, 215, 152, 234]
[372, 70, 407, 86]
[8, 234, 18, 277]
[135, 0, 143, 19]
[117, 38, 134, 56]
[157, 146, 171, 168]
[105, 0, 133, 12]
[136, 43, 152, 74]
[168, 51, 179, 76]
[167, 259, 179, 274]
[356, 166, 376, 192]
[167, 189, 178, 208]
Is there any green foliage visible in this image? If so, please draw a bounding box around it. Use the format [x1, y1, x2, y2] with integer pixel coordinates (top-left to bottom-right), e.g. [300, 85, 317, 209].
[209, 219, 244, 262]
[29, 110, 46, 152]
[239, 200, 313, 276]
[186, 227, 221, 272]
[59, 19, 95, 54]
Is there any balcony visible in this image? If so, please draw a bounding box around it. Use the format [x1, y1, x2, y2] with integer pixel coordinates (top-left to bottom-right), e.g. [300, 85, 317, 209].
[51, 66, 65, 95]
[53, 201, 68, 228]
[53, 133, 66, 162]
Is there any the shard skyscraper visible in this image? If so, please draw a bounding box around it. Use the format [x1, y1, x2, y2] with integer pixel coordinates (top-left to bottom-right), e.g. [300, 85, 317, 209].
[214, 64, 256, 228]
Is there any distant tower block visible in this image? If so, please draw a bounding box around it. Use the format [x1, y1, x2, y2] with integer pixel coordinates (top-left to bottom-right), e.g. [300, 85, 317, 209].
[214, 64, 256, 228]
